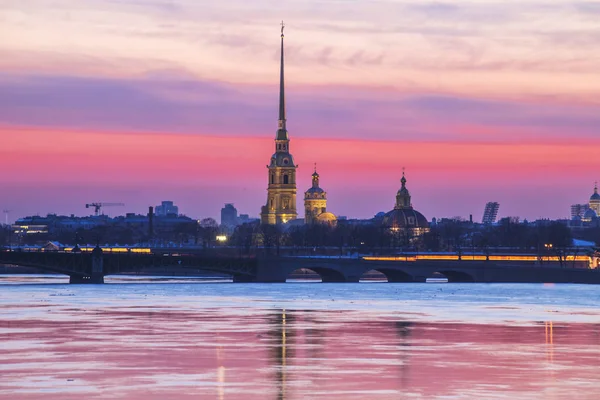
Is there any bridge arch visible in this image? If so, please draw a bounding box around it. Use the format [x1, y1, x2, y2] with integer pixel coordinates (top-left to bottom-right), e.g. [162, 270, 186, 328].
[361, 268, 414, 283]
[1, 260, 101, 283]
[434, 270, 475, 283]
[286, 267, 346, 283]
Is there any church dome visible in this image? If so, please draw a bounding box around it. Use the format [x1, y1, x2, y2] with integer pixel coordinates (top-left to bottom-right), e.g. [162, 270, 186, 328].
[382, 171, 429, 230]
[305, 186, 325, 195]
[382, 208, 429, 229]
[583, 208, 597, 220]
[315, 212, 337, 226]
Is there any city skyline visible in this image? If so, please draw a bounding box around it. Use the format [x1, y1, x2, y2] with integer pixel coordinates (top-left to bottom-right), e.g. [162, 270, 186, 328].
[2, 1, 600, 222]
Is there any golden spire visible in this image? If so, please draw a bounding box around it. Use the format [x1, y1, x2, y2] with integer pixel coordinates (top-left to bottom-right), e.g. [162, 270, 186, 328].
[276, 21, 287, 139]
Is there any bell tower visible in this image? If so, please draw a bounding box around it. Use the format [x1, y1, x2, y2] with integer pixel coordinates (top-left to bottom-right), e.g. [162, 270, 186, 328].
[304, 165, 327, 224]
[260, 22, 298, 225]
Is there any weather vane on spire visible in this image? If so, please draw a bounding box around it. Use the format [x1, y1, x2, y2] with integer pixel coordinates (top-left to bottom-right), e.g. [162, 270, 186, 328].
[281, 20, 285, 37]
[402, 166, 405, 176]
[314, 162, 317, 173]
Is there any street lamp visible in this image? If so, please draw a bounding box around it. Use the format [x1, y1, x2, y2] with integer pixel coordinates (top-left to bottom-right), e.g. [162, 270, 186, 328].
[544, 243, 553, 262]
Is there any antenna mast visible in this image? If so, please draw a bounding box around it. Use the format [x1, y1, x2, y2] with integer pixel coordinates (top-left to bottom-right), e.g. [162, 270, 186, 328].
[2, 210, 11, 225]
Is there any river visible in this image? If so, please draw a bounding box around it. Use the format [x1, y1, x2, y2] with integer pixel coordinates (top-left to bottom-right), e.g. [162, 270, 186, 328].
[1, 276, 600, 399]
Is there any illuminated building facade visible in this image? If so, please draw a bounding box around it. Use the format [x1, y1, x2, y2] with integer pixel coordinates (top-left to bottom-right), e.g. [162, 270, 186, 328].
[382, 172, 429, 240]
[155, 201, 178, 217]
[12, 224, 48, 235]
[304, 168, 337, 225]
[260, 24, 297, 225]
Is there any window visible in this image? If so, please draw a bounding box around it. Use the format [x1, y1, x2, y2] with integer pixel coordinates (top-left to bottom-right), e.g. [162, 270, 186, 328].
[283, 175, 289, 184]
[408, 216, 415, 225]
[270, 174, 274, 184]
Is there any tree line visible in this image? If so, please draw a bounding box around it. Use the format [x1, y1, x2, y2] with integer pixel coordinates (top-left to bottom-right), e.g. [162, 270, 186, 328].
[2, 217, 598, 256]
[229, 218, 594, 256]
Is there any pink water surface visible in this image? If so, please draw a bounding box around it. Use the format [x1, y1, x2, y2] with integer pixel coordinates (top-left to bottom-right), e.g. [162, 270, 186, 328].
[1, 280, 600, 399]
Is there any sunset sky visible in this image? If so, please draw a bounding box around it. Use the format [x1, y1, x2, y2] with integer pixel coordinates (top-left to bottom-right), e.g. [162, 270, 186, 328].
[1, 0, 599, 222]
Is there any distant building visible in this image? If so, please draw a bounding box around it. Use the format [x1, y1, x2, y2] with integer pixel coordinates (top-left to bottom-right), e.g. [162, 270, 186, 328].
[221, 203, 238, 228]
[482, 202, 500, 224]
[571, 204, 590, 220]
[570, 183, 600, 226]
[12, 224, 48, 236]
[155, 201, 178, 217]
[12, 214, 105, 236]
[499, 216, 520, 225]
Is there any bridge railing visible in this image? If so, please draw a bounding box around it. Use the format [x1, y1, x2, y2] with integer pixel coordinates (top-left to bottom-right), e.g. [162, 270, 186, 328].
[361, 253, 595, 269]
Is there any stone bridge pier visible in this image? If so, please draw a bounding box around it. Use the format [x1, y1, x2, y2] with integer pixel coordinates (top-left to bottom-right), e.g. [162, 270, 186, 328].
[70, 246, 105, 284]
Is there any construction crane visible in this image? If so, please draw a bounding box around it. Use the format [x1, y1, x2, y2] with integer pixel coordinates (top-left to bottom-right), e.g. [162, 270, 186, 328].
[85, 203, 125, 216]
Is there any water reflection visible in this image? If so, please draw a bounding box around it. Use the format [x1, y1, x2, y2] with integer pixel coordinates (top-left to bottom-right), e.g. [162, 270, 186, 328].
[2, 287, 600, 399]
[267, 310, 293, 400]
[394, 321, 413, 389]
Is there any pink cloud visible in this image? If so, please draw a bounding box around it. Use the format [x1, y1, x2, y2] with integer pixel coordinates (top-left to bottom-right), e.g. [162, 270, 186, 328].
[2, 125, 598, 221]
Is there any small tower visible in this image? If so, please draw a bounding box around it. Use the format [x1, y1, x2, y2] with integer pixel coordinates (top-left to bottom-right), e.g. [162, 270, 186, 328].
[395, 172, 412, 209]
[590, 182, 600, 214]
[304, 166, 327, 224]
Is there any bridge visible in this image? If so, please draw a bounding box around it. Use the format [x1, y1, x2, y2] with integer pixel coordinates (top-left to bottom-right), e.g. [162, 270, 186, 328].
[1, 247, 599, 284]
[0, 247, 257, 283]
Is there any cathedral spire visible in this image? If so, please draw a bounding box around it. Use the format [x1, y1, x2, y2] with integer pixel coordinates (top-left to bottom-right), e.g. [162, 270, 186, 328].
[276, 21, 288, 140]
[261, 21, 297, 225]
